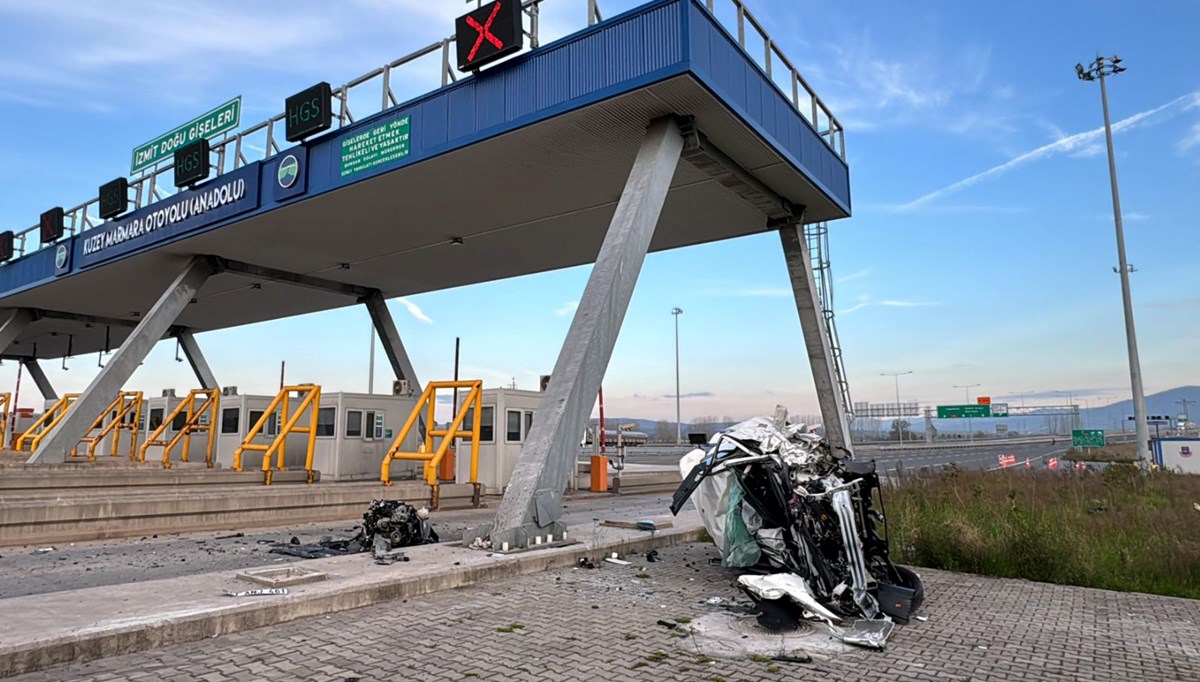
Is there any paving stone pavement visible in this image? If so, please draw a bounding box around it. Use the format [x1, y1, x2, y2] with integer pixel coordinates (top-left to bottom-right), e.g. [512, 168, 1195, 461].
[11, 543, 1200, 682]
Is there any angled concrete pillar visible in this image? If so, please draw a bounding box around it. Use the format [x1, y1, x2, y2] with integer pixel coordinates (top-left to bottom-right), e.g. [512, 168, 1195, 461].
[0, 309, 33, 355]
[779, 224, 853, 455]
[24, 359, 57, 401]
[28, 258, 214, 463]
[177, 330, 218, 390]
[488, 117, 684, 549]
[361, 291, 422, 394]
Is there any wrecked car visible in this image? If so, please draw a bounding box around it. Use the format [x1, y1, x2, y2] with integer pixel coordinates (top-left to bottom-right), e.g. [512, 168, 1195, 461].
[670, 410, 923, 649]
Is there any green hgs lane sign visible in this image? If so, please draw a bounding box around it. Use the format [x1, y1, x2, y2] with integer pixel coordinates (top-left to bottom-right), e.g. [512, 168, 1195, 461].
[131, 97, 242, 174]
[1072, 430, 1106, 448]
[937, 404, 992, 419]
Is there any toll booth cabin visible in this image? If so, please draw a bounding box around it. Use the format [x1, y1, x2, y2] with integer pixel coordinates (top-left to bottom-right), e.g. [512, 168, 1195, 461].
[455, 388, 544, 494]
[214, 390, 420, 481]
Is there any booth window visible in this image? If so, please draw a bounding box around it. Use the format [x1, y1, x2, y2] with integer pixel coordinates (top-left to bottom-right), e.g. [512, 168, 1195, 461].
[525, 411, 534, 438]
[220, 408, 239, 434]
[248, 410, 279, 437]
[149, 408, 164, 431]
[506, 409, 522, 442]
[365, 410, 379, 439]
[460, 405, 495, 442]
[171, 411, 188, 431]
[346, 410, 363, 438]
[316, 407, 336, 437]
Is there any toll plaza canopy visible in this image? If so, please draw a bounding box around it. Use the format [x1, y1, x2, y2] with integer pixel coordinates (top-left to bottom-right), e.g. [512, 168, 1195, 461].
[0, 0, 849, 361]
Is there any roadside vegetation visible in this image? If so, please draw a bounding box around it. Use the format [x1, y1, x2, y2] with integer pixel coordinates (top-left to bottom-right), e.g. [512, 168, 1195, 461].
[884, 465, 1200, 599]
[1062, 442, 1138, 463]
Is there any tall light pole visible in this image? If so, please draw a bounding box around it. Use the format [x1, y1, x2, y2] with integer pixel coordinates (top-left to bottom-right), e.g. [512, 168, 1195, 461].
[954, 383, 980, 442]
[1055, 390, 1077, 432]
[1076, 55, 1150, 468]
[368, 324, 376, 394]
[881, 371, 912, 445]
[672, 307, 683, 444]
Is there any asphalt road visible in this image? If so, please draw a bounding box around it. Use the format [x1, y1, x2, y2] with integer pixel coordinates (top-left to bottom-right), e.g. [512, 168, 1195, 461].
[0, 491, 678, 600]
[612, 436, 1136, 472]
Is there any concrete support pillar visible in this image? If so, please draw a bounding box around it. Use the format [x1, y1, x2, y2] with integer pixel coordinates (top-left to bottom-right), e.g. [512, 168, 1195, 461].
[0, 309, 32, 356]
[177, 330, 218, 390]
[488, 117, 684, 549]
[361, 291, 422, 395]
[28, 258, 213, 463]
[24, 359, 57, 401]
[778, 224, 853, 456]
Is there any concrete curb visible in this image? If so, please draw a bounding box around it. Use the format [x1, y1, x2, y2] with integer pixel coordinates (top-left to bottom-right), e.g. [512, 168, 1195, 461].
[0, 524, 704, 678]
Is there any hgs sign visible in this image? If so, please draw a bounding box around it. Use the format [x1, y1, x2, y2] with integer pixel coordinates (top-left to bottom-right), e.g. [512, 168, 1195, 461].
[285, 82, 333, 143]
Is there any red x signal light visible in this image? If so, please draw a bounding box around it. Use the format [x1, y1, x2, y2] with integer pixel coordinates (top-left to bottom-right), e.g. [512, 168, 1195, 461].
[455, 0, 523, 71]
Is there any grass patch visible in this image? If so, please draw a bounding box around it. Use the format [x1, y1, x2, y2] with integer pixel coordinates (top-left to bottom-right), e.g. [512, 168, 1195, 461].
[495, 622, 524, 633]
[630, 661, 648, 670]
[623, 632, 637, 640]
[885, 466, 1200, 598]
[636, 571, 651, 579]
[645, 651, 670, 662]
[749, 654, 771, 663]
[1063, 443, 1138, 463]
[673, 616, 692, 624]
[767, 665, 781, 673]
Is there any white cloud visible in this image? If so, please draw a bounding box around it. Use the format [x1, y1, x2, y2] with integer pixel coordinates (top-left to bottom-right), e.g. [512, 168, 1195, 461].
[835, 268, 871, 285]
[395, 297, 432, 324]
[878, 300, 941, 308]
[1180, 123, 1200, 153]
[896, 92, 1200, 211]
[555, 300, 579, 316]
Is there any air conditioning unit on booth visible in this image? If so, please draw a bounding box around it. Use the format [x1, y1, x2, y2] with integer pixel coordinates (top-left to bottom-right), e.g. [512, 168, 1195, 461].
[222, 386, 239, 397]
[393, 380, 410, 396]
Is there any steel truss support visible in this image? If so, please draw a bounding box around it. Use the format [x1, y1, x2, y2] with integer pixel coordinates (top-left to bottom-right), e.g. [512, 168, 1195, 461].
[779, 222, 853, 456]
[487, 117, 684, 550]
[360, 291, 422, 395]
[177, 330, 219, 390]
[24, 359, 57, 401]
[28, 258, 214, 464]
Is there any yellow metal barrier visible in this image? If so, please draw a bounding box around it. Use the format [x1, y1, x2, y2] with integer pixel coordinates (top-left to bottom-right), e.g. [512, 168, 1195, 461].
[77, 392, 144, 461]
[232, 384, 320, 485]
[16, 394, 80, 452]
[381, 380, 483, 509]
[0, 392, 10, 450]
[139, 389, 220, 469]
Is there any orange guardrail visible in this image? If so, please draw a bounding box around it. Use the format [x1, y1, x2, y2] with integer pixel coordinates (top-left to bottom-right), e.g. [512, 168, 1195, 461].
[381, 380, 482, 509]
[16, 394, 80, 452]
[232, 384, 320, 485]
[139, 389, 219, 469]
[76, 391, 144, 461]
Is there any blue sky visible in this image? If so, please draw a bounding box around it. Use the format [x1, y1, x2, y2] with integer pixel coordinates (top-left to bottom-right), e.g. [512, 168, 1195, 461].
[0, 0, 1197, 421]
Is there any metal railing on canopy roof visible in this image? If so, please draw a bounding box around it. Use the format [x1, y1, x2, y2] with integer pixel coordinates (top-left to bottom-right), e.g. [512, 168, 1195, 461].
[9, 0, 843, 259]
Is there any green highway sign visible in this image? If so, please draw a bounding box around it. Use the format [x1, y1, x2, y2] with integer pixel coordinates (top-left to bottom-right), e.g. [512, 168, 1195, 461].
[1072, 429, 1106, 448]
[937, 404, 991, 419]
[339, 115, 411, 178]
[131, 97, 242, 174]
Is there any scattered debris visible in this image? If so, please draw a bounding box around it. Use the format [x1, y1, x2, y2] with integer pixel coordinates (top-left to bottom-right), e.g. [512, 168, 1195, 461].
[601, 517, 674, 530]
[578, 557, 597, 569]
[215, 532, 245, 540]
[656, 619, 678, 630]
[704, 596, 724, 605]
[670, 409, 925, 650]
[467, 536, 492, 550]
[222, 588, 288, 597]
[772, 654, 813, 664]
[270, 500, 438, 561]
[914, 615, 929, 622]
[646, 550, 660, 563]
[33, 547, 56, 554]
[605, 557, 632, 566]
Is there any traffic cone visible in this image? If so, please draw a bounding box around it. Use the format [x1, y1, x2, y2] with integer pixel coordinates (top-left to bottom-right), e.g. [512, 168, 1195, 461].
[1025, 458, 1031, 469]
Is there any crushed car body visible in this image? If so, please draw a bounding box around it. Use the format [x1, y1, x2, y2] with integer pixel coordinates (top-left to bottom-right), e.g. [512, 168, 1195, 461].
[670, 410, 923, 649]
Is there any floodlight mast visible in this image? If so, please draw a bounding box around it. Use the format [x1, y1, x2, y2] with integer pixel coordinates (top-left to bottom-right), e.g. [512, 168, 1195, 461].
[1075, 54, 1149, 469]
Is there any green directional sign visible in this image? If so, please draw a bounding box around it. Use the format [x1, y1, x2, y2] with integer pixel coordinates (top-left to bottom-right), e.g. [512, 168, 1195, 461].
[131, 97, 242, 174]
[1072, 429, 1106, 448]
[937, 404, 991, 419]
[339, 115, 411, 178]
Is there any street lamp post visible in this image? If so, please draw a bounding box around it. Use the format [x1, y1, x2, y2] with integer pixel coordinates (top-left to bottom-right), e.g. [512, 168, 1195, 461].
[954, 383, 980, 442]
[881, 371, 913, 445]
[1076, 55, 1151, 469]
[672, 307, 683, 444]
